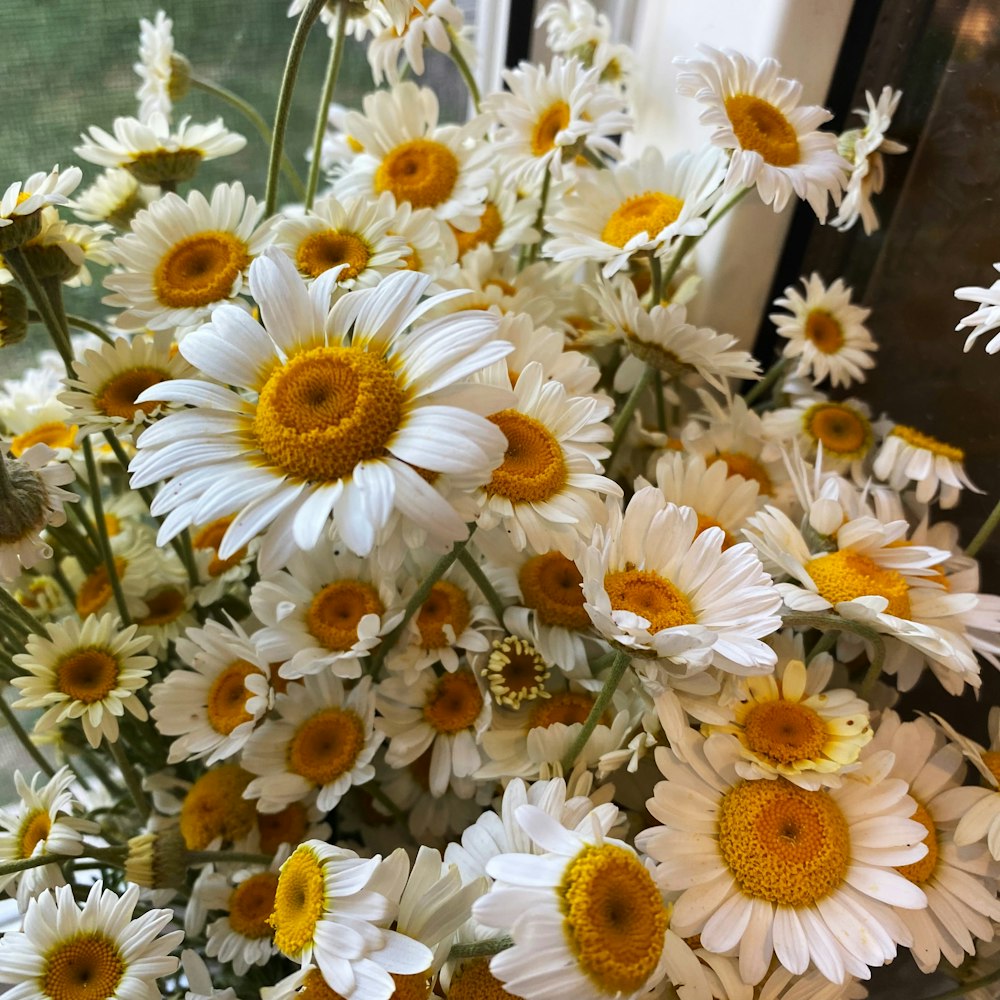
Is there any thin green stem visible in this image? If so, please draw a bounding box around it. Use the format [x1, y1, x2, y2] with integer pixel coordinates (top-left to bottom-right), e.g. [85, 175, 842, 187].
[0, 693, 55, 777]
[967, 496, 1000, 558]
[782, 611, 885, 697]
[447, 26, 481, 112]
[743, 356, 788, 407]
[108, 738, 150, 822]
[65, 498, 104, 559]
[190, 76, 305, 199]
[28, 310, 113, 345]
[265, 0, 327, 218]
[523, 165, 552, 268]
[4, 248, 74, 370]
[457, 548, 506, 623]
[607, 364, 657, 469]
[0, 852, 71, 877]
[0, 584, 40, 636]
[560, 649, 630, 772]
[82, 437, 131, 625]
[580, 146, 607, 170]
[649, 254, 664, 307]
[448, 936, 514, 960]
[654, 372, 668, 433]
[306, 2, 348, 210]
[806, 630, 837, 663]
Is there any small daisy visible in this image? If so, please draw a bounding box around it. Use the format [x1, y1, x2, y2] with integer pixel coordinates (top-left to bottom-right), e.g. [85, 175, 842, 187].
[580, 487, 782, 674]
[546, 146, 726, 278]
[62, 530, 160, 620]
[675, 46, 848, 220]
[0, 165, 82, 249]
[366, 0, 468, 84]
[832, 87, 907, 234]
[0, 881, 182, 1000]
[11, 613, 156, 747]
[76, 113, 246, 186]
[492, 312, 600, 397]
[242, 673, 381, 813]
[536, 0, 633, 84]
[955, 262, 1000, 354]
[450, 171, 539, 259]
[190, 514, 254, 606]
[60, 330, 197, 439]
[135, 10, 189, 122]
[762, 397, 875, 477]
[163, 764, 258, 852]
[0, 767, 98, 910]
[103, 181, 270, 331]
[72, 168, 155, 230]
[130, 251, 511, 574]
[150, 618, 270, 766]
[20, 206, 114, 287]
[0, 363, 77, 459]
[770, 273, 877, 388]
[483, 56, 632, 186]
[873, 423, 980, 509]
[389, 199, 458, 277]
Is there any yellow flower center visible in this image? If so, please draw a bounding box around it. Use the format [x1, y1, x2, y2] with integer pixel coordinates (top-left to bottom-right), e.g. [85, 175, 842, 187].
[695, 513, 735, 550]
[253, 344, 404, 484]
[416, 580, 471, 650]
[295, 230, 372, 281]
[531, 101, 571, 156]
[559, 843, 667, 995]
[422, 670, 484, 734]
[287, 707, 366, 786]
[42, 932, 126, 1000]
[271, 846, 326, 959]
[804, 310, 845, 354]
[391, 970, 434, 1000]
[228, 871, 279, 939]
[10, 421, 77, 457]
[742, 700, 827, 765]
[528, 690, 596, 729]
[453, 202, 504, 256]
[96, 367, 168, 421]
[802, 402, 872, 457]
[55, 648, 120, 704]
[806, 548, 911, 619]
[153, 230, 251, 309]
[449, 958, 525, 999]
[895, 802, 939, 884]
[257, 802, 309, 856]
[300, 968, 345, 999]
[179, 764, 256, 850]
[206, 659, 259, 735]
[981, 751, 1000, 786]
[484, 635, 550, 709]
[724, 93, 800, 166]
[18, 809, 51, 858]
[76, 558, 127, 618]
[718, 779, 850, 905]
[713, 451, 773, 496]
[307, 580, 384, 651]
[518, 551, 589, 629]
[193, 516, 246, 577]
[890, 425, 964, 462]
[137, 586, 187, 626]
[601, 192, 684, 249]
[604, 566, 696, 632]
[374, 138, 459, 209]
[486, 410, 567, 504]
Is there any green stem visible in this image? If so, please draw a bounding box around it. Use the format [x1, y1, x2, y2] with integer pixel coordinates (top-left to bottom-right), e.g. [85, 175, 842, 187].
[781, 611, 885, 697]
[560, 649, 630, 772]
[447, 26, 481, 112]
[46, 523, 99, 572]
[607, 364, 657, 469]
[4, 248, 74, 370]
[649, 254, 664, 307]
[654, 372, 668, 433]
[185, 850, 272, 866]
[0, 692, 55, 777]
[65, 498, 104, 560]
[580, 146, 607, 170]
[0, 583, 40, 636]
[922, 967, 1000, 1000]
[190, 76, 305, 199]
[448, 936, 514, 960]
[265, 0, 327, 218]
[523, 166, 552, 268]
[27, 311, 112, 345]
[967, 496, 1000, 558]
[108, 737, 150, 822]
[743, 356, 788, 407]
[0, 852, 71, 877]
[806, 630, 837, 663]
[82, 437, 131, 625]
[457, 548, 506, 623]
[305, 2, 348, 211]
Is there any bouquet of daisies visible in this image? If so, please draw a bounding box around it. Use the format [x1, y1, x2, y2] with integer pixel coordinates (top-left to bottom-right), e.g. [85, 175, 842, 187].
[2, 2, 1000, 998]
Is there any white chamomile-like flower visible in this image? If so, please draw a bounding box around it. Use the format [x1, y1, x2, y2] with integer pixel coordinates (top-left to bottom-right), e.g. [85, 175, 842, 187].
[546, 145, 726, 277]
[366, 0, 469, 84]
[21, 205, 114, 288]
[873, 423, 979, 509]
[770, 273, 877, 388]
[11, 613, 156, 747]
[130, 251, 511, 574]
[135, 10, 187, 122]
[955, 262, 1000, 354]
[72, 168, 155, 230]
[763, 396, 875, 477]
[0, 165, 82, 242]
[580, 487, 782, 674]
[450, 170, 540, 259]
[150, 618, 270, 766]
[675, 45, 848, 220]
[103, 181, 270, 331]
[0, 881, 182, 1000]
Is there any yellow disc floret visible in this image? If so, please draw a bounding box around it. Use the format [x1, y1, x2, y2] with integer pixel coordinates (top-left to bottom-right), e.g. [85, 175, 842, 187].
[153, 230, 251, 308]
[895, 802, 939, 885]
[307, 580, 384, 651]
[604, 567, 696, 632]
[296, 231, 372, 282]
[724, 94, 800, 166]
[422, 671, 484, 734]
[179, 764, 256, 850]
[375, 139, 459, 209]
[806, 548, 911, 619]
[518, 552, 589, 629]
[10, 421, 77, 457]
[271, 846, 326, 958]
[18, 809, 51, 858]
[453, 202, 504, 256]
[742, 701, 828, 765]
[42, 933, 126, 1000]
[95, 367, 168, 420]
[416, 580, 471, 650]
[528, 691, 596, 729]
[449, 958, 525, 999]
[56, 648, 120, 703]
[206, 659, 259, 735]
[287, 708, 366, 787]
[228, 871, 279, 939]
[531, 102, 571, 157]
[76, 558, 127, 618]
[890, 425, 965, 462]
[486, 410, 567, 504]
[713, 451, 773, 496]
[257, 802, 310, 856]
[804, 310, 845, 354]
[802, 403, 872, 457]
[601, 192, 684, 249]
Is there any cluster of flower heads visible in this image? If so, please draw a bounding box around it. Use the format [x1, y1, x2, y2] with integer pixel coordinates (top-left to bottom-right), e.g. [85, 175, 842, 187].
[1, 3, 999, 1000]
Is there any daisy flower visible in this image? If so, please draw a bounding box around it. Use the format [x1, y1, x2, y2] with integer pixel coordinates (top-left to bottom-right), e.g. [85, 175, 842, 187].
[832, 86, 908, 234]
[545, 146, 726, 277]
[482, 56, 632, 186]
[637, 731, 927, 985]
[388, 199, 458, 277]
[59, 330, 197, 439]
[0, 767, 98, 910]
[76, 113, 246, 186]
[579, 487, 782, 674]
[160, 764, 258, 852]
[474, 803, 712, 1000]
[62, 530, 161, 620]
[873, 422, 980, 509]
[0, 363, 77, 459]
[11, 613, 156, 748]
[72, 167, 155, 230]
[536, 0, 633, 84]
[135, 10, 189, 122]
[335, 81, 492, 231]
[366, 0, 469, 84]
[20, 206, 114, 287]
[0, 881, 182, 1000]
[150, 618, 270, 766]
[450, 171, 539, 259]
[268, 839, 432, 996]
[273, 192, 412, 289]
[103, 181, 270, 332]
[762, 396, 875, 477]
[0, 165, 82, 250]
[955, 262, 1000, 353]
[242, 673, 381, 813]
[130, 251, 511, 574]
[0, 444, 76, 580]
[190, 514, 254, 606]
[675, 46, 848, 220]
[770, 273, 877, 388]
[492, 312, 600, 397]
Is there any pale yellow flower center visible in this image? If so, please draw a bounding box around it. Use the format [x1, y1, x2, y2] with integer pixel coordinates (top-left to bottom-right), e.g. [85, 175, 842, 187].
[806, 549, 911, 619]
[601, 192, 684, 248]
[271, 847, 325, 958]
[10, 421, 77, 457]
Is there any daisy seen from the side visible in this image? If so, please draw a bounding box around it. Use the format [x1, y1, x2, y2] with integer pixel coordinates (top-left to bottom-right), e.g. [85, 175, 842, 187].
[955, 262, 1000, 354]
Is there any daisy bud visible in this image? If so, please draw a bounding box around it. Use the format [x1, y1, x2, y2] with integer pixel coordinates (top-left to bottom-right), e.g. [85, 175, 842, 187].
[0, 210, 42, 252]
[126, 828, 188, 890]
[0, 450, 54, 546]
[167, 52, 192, 102]
[19, 241, 79, 282]
[0, 283, 28, 347]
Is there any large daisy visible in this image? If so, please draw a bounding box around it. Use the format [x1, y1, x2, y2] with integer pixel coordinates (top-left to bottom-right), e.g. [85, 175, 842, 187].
[103, 181, 270, 332]
[129, 250, 511, 574]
